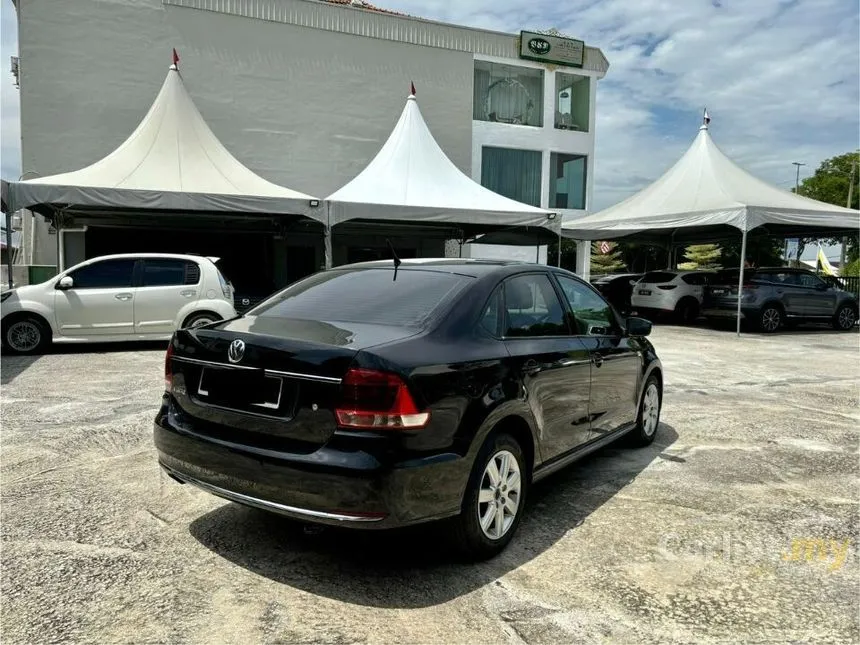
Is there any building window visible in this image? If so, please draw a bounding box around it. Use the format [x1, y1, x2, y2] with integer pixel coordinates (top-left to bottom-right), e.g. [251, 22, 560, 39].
[481, 147, 542, 207]
[474, 61, 543, 127]
[555, 73, 590, 131]
[549, 153, 587, 210]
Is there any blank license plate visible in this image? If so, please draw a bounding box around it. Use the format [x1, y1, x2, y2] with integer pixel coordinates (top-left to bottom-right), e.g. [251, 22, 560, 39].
[197, 368, 283, 410]
[712, 288, 726, 295]
[639, 290, 652, 296]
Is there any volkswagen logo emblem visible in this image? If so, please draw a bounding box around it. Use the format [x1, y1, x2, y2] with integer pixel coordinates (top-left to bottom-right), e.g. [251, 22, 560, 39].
[227, 339, 245, 364]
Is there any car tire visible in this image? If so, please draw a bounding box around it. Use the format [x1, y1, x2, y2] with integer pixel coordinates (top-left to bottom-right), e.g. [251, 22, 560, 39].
[758, 305, 782, 333]
[832, 304, 858, 331]
[451, 433, 528, 561]
[182, 312, 222, 329]
[2, 314, 51, 355]
[675, 298, 699, 325]
[626, 375, 662, 447]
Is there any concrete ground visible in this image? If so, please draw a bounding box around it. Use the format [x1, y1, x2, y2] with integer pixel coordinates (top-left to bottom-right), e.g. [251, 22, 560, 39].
[1, 325, 858, 644]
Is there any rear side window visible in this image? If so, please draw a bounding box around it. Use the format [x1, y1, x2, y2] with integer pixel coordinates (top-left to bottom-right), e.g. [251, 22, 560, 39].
[68, 259, 135, 289]
[253, 268, 471, 327]
[140, 259, 200, 287]
[479, 286, 504, 337]
[681, 273, 706, 286]
[641, 271, 677, 283]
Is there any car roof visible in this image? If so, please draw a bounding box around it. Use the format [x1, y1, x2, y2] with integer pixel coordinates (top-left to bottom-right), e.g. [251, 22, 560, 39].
[334, 258, 541, 278]
[76, 253, 216, 263]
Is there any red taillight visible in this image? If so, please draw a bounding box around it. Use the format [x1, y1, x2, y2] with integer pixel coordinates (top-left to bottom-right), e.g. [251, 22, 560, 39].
[657, 284, 678, 290]
[335, 368, 430, 430]
[165, 342, 174, 393]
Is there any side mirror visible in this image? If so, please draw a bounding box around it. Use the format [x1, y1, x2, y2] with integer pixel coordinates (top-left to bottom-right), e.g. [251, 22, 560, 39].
[626, 316, 652, 337]
[57, 276, 74, 290]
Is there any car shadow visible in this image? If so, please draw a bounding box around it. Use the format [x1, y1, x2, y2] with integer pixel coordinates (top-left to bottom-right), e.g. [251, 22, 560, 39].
[0, 354, 42, 385]
[188, 423, 679, 609]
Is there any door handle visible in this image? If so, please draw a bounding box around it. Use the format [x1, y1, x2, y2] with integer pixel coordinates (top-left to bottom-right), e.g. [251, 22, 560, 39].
[115, 293, 133, 301]
[180, 290, 196, 298]
[592, 354, 604, 368]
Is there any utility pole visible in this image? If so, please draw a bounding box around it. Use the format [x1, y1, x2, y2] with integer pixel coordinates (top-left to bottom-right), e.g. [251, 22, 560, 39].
[841, 159, 856, 271]
[782, 161, 806, 266]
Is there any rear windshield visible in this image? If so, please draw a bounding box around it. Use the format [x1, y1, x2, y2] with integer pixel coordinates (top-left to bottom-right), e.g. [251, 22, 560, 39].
[250, 268, 471, 328]
[640, 271, 677, 283]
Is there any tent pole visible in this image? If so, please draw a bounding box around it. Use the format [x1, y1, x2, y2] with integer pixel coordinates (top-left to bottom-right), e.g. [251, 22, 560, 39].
[323, 202, 333, 270]
[557, 231, 562, 267]
[4, 211, 13, 289]
[736, 229, 748, 337]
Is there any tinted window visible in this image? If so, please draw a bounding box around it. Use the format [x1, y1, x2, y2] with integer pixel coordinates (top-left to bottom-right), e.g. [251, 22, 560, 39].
[69, 259, 135, 289]
[479, 286, 503, 337]
[503, 274, 568, 337]
[253, 269, 470, 328]
[796, 272, 826, 288]
[641, 271, 677, 284]
[681, 273, 707, 286]
[141, 259, 200, 287]
[556, 275, 617, 335]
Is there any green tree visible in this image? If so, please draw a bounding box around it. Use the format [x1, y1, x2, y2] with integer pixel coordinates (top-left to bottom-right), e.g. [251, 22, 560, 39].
[842, 257, 860, 277]
[794, 151, 860, 262]
[678, 244, 722, 270]
[547, 237, 577, 271]
[720, 235, 784, 269]
[590, 241, 626, 275]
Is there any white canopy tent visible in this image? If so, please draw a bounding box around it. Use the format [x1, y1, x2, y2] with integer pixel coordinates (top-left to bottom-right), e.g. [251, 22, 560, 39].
[562, 120, 859, 333]
[1, 61, 321, 221]
[324, 91, 558, 267]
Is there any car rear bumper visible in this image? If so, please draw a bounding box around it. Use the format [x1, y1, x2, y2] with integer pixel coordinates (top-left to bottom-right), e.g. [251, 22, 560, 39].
[154, 403, 468, 529]
[631, 294, 676, 312]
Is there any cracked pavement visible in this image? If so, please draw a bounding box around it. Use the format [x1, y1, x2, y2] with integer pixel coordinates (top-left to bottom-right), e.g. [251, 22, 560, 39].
[1, 326, 858, 644]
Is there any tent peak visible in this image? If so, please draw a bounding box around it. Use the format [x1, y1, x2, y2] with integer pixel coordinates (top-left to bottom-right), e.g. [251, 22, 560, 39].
[699, 123, 709, 132]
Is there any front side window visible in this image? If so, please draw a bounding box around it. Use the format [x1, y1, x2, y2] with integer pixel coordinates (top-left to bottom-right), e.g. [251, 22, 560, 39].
[68, 259, 135, 289]
[555, 72, 590, 131]
[474, 61, 544, 127]
[549, 153, 587, 210]
[141, 259, 200, 287]
[503, 274, 568, 337]
[795, 272, 827, 288]
[481, 146, 542, 207]
[556, 275, 617, 336]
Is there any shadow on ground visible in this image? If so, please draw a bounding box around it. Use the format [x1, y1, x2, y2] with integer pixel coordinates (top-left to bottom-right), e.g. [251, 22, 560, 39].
[1, 341, 167, 384]
[189, 423, 679, 609]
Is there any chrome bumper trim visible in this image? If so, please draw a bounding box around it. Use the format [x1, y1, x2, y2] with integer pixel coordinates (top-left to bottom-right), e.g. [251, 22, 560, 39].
[161, 465, 385, 523]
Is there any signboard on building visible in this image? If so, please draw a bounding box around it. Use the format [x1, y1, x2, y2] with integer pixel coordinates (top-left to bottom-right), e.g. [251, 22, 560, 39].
[519, 31, 585, 68]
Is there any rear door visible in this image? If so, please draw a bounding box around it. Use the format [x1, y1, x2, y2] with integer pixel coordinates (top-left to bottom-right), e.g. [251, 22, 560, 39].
[554, 274, 641, 439]
[53, 258, 137, 337]
[134, 258, 202, 334]
[500, 272, 592, 460]
[793, 272, 838, 316]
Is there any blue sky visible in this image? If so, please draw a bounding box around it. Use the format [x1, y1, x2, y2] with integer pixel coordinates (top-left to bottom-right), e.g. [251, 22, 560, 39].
[1, 0, 858, 257]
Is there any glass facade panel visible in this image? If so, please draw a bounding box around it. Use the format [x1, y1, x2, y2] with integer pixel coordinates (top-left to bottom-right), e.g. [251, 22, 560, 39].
[549, 153, 587, 210]
[481, 147, 542, 207]
[555, 72, 590, 131]
[474, 61, 544, 127]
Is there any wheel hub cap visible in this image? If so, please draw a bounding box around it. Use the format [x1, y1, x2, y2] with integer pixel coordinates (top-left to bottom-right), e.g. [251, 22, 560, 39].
[478, 449, 522, 540]
[8, 321, 40, 352]
[643, 383, 660, 436]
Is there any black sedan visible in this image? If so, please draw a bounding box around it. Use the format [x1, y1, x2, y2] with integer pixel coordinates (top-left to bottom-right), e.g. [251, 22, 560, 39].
[155, 260, 663, 559]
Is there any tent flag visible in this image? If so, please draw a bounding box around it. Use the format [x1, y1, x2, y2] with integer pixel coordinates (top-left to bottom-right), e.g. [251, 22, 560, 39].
[172, 48, 179, 67]
[818, 244, 836, 276]
[410, 81, 416, 96]
[703, 108, 710, 125]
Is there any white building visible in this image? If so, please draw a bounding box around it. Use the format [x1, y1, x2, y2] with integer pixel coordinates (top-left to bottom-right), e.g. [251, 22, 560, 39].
[11, 0, 607, 291]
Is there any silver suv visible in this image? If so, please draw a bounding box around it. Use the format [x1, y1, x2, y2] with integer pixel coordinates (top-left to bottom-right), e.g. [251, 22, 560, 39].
[703, 267, 858, 332]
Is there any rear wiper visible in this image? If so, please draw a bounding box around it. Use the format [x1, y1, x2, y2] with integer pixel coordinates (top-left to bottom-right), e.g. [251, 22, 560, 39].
[386, 239, 402, 281]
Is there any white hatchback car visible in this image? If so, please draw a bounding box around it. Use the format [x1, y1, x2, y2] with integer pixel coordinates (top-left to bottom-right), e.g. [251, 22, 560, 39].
[630, 270, 712, 323]
[1, 253, 237, 354]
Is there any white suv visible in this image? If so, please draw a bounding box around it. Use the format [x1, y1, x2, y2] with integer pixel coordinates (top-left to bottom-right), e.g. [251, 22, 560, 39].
[1, 253, 237, 354]
[631, 270, 712, 323]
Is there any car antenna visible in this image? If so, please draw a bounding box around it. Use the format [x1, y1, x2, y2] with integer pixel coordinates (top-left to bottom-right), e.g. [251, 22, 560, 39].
[386, 239, 401, 281]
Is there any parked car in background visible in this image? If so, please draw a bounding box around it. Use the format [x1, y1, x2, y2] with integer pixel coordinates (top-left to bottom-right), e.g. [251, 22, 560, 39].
[630, 270, 712, 323]
[702, 267, 858, 332]
[156, 259, 663, 559]
[591, 273, 644, 315]
[1, 253, 237, 354]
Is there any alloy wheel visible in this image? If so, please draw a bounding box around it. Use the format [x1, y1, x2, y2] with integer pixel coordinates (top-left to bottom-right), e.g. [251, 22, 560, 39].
[761, 308, 780, 332]
[642, 383, 660, 436]
[7, 320, 41, 352]
[477, 449, 522, 540]
[838, 307, 856, 329]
